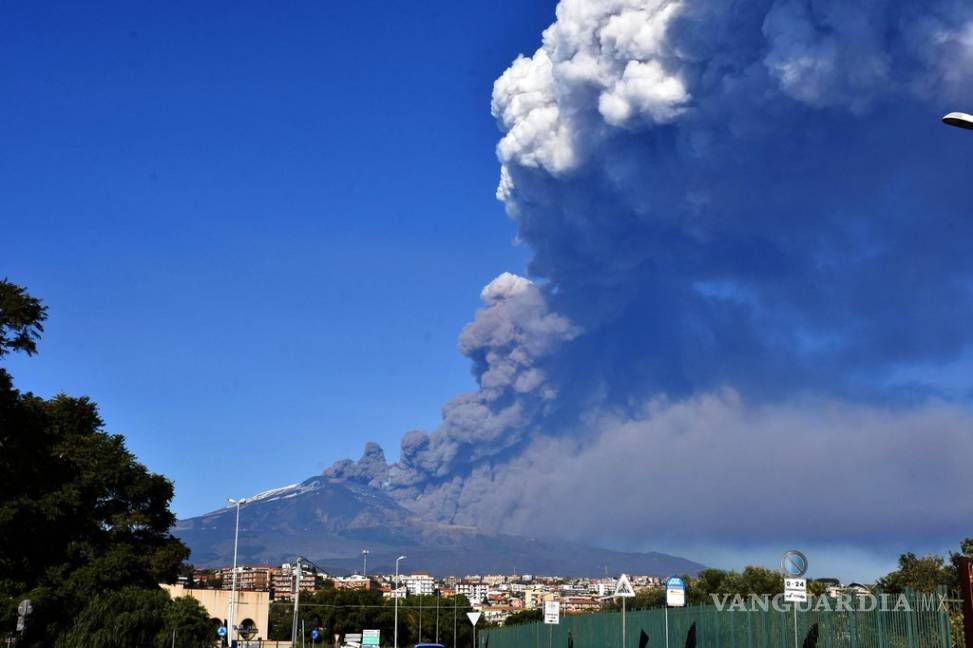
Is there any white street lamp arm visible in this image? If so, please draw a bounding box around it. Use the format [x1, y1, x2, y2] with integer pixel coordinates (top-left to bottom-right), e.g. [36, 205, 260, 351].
[943, 112, 973, 130]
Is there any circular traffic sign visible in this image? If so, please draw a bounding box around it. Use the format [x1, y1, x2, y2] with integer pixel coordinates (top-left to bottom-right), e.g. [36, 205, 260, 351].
[217, 626, 227, 637]
[781, 550, 808, 577]
[311, 629, 320, 641]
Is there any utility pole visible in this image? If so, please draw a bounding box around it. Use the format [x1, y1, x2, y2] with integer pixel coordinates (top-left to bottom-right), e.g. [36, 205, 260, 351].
[362, 549, 369, 579]
[291, 557, 304, 645]
[394, 555, 406, 648]
[435, 590, 440, 645]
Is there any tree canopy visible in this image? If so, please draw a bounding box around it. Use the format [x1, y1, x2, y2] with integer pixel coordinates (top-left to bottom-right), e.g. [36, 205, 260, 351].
[0, 279, 47, 358]
[0, 280, 205, 646]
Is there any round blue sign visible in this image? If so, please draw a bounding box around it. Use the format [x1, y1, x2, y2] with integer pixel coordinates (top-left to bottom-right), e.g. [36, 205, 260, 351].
[217, 626, 227, 637]
[311, 629, 320, 640]
[781, 550, 808, 577]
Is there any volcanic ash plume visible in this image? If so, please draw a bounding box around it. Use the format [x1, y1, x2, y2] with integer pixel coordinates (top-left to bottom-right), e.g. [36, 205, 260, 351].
[328, 0, 973, 552]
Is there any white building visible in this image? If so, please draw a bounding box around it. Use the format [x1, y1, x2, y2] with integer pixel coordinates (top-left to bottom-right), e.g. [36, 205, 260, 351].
[590, 578, 617, 598]
[404, 572, 435, 596]
[456, 582, 489, 604]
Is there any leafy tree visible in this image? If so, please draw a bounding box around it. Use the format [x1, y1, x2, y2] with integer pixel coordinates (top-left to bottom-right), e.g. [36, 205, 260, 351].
[617, 567, 783, 612]
[268, 590, 478, 647]
[876, 553, 952, 593]
[0, 279, 47, 358]
[504, 609, 542, 626]
[0, 281, 191, 646]
[161, 596, 221, 647]
[57, 588, 215, 648]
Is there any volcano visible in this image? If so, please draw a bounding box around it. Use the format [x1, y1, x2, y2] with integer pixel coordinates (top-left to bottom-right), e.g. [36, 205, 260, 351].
[174, 475, 704, 577]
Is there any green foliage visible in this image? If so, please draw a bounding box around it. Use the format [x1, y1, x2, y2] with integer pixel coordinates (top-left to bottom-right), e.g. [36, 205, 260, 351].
[616, 567, 783, 612]
[504, 609, 542, 626]
[876, 552, 953, 593]
[0, 281, 191, 646]
[56, 588, 215, 648]
[0, 279, 47, 358]
[161, 596, 221, 647]
[268, 591, 479, 647]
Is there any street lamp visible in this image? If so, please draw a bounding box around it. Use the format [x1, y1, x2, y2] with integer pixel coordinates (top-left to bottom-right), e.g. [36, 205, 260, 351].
[227, 497, 247, 645]
[362, 549, 369, 579]
[943, 112, 973, 130]
[394, 555, 406, 648]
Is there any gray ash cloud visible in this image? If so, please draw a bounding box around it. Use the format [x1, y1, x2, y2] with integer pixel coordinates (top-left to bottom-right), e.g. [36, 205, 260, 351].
[327, 0, 973, 554]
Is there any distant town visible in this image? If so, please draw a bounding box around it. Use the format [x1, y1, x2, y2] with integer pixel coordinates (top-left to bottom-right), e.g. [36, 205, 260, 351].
[181, 563, 874, 626]
[185, 564, 659, 623]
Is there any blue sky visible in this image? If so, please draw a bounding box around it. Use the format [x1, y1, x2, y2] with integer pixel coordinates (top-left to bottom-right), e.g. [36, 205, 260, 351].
[5, 0, 973, 582]
[0, 0, 553, 517]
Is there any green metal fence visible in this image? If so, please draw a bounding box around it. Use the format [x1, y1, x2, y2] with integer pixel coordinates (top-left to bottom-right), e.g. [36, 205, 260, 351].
[482, 591, 955, 648]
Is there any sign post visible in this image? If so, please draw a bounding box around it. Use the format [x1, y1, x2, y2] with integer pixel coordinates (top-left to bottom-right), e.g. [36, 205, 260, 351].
[16, 599, 32, 635]
[614, 574, 635, 648]
[544, 601, 559, 648]
[664, 577, 686, 648]
[781, 551, 809, 648]
[467, 611, 481, 648]
[543, 601, 560, 625]
[784, 578, 807, 648]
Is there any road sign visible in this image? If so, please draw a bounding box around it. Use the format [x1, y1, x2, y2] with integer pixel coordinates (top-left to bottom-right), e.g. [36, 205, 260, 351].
[781, 551, 808, 577]
[666, 576, 686, 607]
[467, 611, 481, 626]
[544, 601, 560, 624]
[217, 626, 227, 637]
[362, 629, 380, 646]
[614, 573, 635, 598]
[311, 628, 320, 641]
[784, 578, 807, 602]
[345, 633, 362, 644]
[17, 600, 32, 617]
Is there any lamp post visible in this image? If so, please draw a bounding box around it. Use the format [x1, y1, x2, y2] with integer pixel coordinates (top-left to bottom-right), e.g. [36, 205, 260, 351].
[394, 555, 406, 648]
[362, 549, 369, 579]
[943, 112, 973, 131]
[226, 497, 246, 646]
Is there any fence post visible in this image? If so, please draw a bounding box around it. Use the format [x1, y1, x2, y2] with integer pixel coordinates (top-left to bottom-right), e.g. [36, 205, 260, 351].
[959, 558, 973, 648]
[938, 586, 953, 648]
[728, 605, 734, 648]
[906, 590, 917, 648]
[849, 601, 858, 648]
[876, 594, 885, 648]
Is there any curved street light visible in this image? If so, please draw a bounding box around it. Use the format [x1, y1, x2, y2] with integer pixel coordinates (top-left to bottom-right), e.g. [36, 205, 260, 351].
[943, 112, 973, 131]
[226, 497, 248, 645]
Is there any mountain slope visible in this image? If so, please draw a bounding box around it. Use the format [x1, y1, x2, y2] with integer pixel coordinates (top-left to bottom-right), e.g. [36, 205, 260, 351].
[174, 476, 704, 577]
